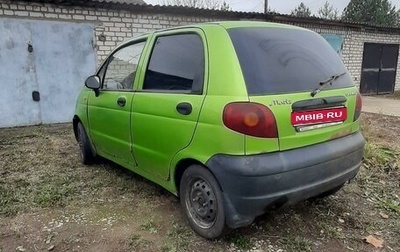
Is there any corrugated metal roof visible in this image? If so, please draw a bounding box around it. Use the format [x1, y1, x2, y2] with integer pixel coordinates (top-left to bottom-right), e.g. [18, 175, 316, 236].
[15, 0, 400, 33]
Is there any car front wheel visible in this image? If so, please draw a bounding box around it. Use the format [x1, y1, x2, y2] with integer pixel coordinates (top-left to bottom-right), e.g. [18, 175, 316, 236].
[77, 122, 95, 165]
[180, 165, 226, 239]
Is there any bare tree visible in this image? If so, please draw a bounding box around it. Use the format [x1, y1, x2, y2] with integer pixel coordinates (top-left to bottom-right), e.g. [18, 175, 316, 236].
[163, 0, 230, 10]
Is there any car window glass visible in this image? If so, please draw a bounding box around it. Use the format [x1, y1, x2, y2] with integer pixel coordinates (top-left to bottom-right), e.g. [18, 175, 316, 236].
[143, 34, 204, 93]
[102, 41, 146, 90]
[229, 28, 353, 95]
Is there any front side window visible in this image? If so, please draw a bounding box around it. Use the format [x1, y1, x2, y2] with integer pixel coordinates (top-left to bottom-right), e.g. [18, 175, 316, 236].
[102, 41, 146, 90]
[143, 34, 204, 93]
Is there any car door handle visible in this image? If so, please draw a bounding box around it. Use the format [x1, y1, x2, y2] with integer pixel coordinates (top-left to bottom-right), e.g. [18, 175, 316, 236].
[117, 97, 126, 107]
[176, 102, 192, 115]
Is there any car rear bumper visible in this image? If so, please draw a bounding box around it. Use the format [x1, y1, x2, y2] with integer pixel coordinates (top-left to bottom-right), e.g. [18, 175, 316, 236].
[206, 131, 365, 228]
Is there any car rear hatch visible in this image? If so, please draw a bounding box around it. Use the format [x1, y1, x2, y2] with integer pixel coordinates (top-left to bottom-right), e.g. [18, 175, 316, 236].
[228, 25, 361, 152]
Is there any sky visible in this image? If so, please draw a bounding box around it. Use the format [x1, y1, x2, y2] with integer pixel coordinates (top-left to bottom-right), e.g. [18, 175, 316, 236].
[144, 0, 400, 14]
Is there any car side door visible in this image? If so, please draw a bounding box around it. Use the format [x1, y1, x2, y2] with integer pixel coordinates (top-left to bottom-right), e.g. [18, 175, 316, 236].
[87, 39, 147, 167]
[131, 30, 207, 179]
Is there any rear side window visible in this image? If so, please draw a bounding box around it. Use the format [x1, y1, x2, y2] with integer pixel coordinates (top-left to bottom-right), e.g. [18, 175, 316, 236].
[229, 28, 353, 95]
[143, 34, 204, 93]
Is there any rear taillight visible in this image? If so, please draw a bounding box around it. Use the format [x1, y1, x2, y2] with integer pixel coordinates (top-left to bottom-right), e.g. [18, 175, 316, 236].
[223, 102, 278, 138]
[354, 92, 362, 121]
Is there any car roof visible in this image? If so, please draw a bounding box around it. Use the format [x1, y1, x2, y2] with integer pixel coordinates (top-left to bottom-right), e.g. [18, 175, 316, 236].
[114, 21, 307, 51]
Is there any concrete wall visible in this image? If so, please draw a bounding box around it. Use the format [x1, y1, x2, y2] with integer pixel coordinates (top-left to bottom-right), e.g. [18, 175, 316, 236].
[1, 0, 400, 91]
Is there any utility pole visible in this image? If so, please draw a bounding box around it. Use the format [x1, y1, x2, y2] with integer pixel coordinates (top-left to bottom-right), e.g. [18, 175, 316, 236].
[264, 0, 268, 14]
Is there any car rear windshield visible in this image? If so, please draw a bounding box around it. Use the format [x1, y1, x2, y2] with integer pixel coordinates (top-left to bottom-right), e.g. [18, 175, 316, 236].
[228, 27, 353, 95]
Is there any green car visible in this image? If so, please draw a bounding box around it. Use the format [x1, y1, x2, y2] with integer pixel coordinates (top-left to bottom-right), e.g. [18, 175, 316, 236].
[73, 21, 365, 239]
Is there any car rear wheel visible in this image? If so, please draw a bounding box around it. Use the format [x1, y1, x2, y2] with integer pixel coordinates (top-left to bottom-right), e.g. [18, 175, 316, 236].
[180, 165, 226, 239]
[77, 122, 95, 165]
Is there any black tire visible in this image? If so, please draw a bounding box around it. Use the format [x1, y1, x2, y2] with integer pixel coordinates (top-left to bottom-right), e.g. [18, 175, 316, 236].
[77, 122, 95, 165]
[180, 165, 226, 239]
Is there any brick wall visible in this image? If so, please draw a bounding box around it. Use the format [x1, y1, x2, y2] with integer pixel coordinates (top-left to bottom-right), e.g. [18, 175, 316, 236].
[1, 0, 400, 90]
[344, 31, 400, 90]
[0, 1, 224, 62]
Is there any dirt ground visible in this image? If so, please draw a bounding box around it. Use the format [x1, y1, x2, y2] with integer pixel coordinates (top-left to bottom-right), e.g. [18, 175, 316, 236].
[0, 113, 399, 252]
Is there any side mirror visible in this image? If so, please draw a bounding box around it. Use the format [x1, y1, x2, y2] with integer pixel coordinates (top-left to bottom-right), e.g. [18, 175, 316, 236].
[85, 75, 100, 96]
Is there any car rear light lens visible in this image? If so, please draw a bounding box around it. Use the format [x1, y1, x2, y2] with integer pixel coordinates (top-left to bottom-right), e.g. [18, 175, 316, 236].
[354, 92, 362, 121]
[223, 102, 278, 138]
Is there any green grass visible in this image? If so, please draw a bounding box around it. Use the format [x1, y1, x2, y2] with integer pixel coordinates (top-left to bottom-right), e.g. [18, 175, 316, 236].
[164, 221, 192, 251]
[0, 185, 19, 216]
[359, 142, 400, 216]
[140, 217, 159, 234]
[225, 233, 252, 250]
[317, 222, 345, 239]
[160, 243, 178, 252]
[378, 199, 400, 213]
[279, 234, 313, 252]
[0, 124, 163, 218]
[1, 116, 400, 251]
[363, 142, 398, 168]
[129, 234, 153, 250]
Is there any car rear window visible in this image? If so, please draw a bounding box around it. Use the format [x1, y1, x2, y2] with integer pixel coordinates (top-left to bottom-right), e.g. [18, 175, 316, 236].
[228, 27, 353, 95]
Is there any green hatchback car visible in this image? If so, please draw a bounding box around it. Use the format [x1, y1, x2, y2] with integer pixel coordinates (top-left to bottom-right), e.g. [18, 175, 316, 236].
[73, 21, 365, 239]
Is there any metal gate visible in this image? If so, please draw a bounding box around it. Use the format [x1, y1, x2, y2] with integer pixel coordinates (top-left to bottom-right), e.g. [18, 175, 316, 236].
[360, 43, 399, 95]
[0, 18, 96, 128]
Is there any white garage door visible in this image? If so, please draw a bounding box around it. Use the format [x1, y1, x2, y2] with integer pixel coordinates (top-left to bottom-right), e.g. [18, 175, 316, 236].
[0, 18, 96, 128]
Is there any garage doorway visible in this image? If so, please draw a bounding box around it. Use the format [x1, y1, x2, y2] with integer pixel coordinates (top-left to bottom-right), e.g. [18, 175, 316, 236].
[360, 43, 399, 95]
[0, 18, 96, 128]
